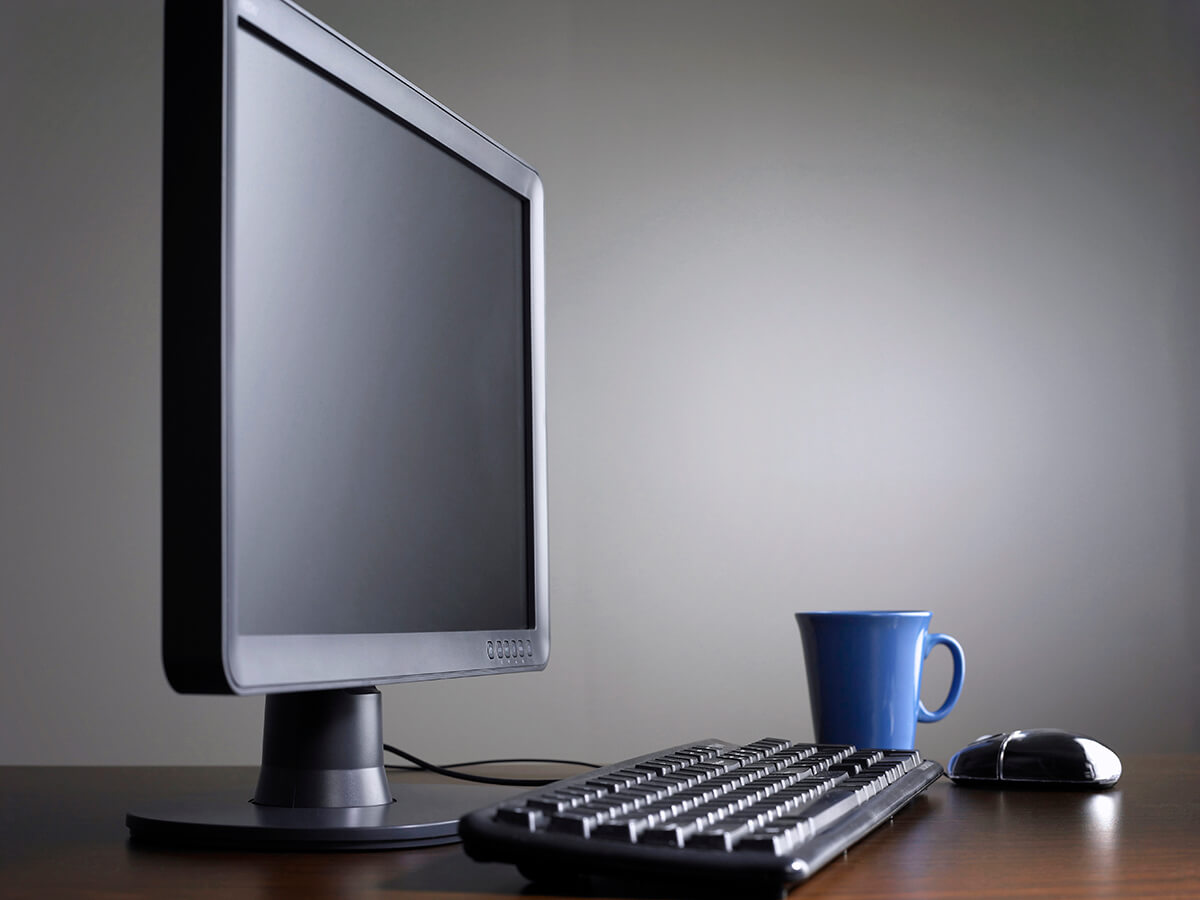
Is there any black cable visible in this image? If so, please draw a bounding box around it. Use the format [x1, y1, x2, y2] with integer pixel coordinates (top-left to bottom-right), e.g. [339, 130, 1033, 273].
[390, 754, 602, 770]
[383, 743, 600, 787]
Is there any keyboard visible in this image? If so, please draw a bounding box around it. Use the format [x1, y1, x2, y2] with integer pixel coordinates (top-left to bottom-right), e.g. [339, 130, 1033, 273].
[460, 738, 942, 890]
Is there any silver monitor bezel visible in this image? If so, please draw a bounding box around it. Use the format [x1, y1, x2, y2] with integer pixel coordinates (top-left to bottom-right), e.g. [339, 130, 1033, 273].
[192, 0, 546, 693]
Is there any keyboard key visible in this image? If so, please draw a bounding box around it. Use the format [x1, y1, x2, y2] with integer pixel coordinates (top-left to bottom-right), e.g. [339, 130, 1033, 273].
[592, 815, 649, 842]
[639, 799, 688, 826]
[843, 750, 884, 767]
[791, 789, 862, 836]
[880, 750, 922, 772]
[841, 776, 880, 800]
[641, 821, 701, 847]
[687, 817, 756, 851]
[527, 792, 584, 813]
[586, 773, 639, 791]
[494, 805, 545, 830]
[734, 821, 806, 855]
[547, 803, 620, 837]
[828, 760, 866, 776]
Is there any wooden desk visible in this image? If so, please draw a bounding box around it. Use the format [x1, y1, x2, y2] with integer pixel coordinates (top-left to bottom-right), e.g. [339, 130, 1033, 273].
[1, 756, 1196, 898]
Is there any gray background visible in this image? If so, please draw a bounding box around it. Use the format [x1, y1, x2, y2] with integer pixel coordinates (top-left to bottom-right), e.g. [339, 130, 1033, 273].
[2, 0, 1197, 768]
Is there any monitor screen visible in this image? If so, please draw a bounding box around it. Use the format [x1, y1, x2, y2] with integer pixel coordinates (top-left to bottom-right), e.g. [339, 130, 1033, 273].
[230, 25, 531, 638]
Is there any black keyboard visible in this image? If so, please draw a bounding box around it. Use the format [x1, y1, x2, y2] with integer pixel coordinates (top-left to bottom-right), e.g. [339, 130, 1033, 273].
[460, 738, 942, 890]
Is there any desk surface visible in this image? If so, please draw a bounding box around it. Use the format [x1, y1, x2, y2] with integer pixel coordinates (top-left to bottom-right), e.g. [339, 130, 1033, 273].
[1, 755, 1197, 899]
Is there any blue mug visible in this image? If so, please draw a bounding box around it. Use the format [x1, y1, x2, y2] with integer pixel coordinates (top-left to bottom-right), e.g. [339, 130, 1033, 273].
[795, 610, 965, 750]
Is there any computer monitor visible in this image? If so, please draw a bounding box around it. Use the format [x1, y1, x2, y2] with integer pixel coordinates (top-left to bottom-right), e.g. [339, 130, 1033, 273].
[126, 0, 547, 849]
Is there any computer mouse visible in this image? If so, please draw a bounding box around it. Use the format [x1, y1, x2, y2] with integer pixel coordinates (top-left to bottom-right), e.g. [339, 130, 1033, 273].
[947, 728, 1121, 788]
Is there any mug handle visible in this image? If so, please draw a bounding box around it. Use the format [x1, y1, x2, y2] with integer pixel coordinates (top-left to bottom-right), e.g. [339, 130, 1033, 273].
[917, 632, 965, 723]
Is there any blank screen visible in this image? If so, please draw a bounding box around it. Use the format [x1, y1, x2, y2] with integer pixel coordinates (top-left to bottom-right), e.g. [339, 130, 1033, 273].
[230, 25, 530, 635]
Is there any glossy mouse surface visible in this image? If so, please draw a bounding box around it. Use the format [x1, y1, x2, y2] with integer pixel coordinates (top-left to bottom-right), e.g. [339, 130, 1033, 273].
[947, 728, 1121, 788]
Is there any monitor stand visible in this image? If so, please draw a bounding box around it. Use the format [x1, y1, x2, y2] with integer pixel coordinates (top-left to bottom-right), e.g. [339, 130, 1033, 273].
[126, 686, 520, 849]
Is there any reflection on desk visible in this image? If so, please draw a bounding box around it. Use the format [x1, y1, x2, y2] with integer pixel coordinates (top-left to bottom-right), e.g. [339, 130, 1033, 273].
[1, 755, 1197, 898]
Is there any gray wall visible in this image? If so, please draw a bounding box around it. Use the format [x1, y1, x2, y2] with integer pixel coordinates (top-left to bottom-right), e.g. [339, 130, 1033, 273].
[2, 0, 1197, 767]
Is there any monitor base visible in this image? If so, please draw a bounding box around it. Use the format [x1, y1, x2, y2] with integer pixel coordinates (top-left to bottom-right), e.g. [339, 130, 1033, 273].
[126, 687, 523, 850]
[126, 781, 522, 850]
